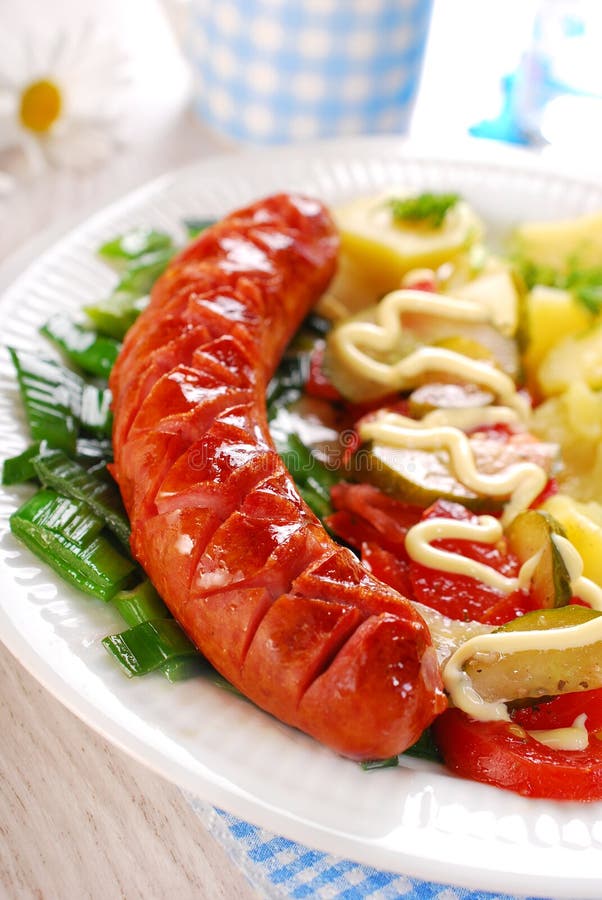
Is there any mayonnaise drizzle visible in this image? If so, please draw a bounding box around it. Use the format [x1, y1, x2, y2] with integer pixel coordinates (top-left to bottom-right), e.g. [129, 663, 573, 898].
[405, 516, 540, 594]
[443, 616, 602, 721]
[528, 714, 589, 751]
[418, 406, 520, 430]
[331, 288, 530, 418]
[360, 412, 547, 525]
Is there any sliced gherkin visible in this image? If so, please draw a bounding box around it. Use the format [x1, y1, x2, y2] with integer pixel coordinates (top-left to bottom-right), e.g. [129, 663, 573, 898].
[505, 509, 572, 609]
[465, 606, 602, 704]
[408, 381, 494, 417]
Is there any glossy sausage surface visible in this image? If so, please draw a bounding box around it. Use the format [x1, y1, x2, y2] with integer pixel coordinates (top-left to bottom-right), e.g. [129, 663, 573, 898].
[110, 193, 446, 759]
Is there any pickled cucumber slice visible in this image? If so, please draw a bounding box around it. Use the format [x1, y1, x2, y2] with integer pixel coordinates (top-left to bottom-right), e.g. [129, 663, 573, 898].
[465, 605, 602, 703]
[351, 433, 556, 511]
[433, 335, 496, 362]
[351, 442, 496, 511]
[408, 381, 494, 418]
[542, 494, 602, 587]
[505, 509, 572, 608]
[435, 327, 519, 379]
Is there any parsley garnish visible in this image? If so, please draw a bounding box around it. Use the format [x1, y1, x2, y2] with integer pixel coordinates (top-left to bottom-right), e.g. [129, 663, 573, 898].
[389, 192, 460, 229]
[574, 285, 602, 314]
[516, 257, 602, 315]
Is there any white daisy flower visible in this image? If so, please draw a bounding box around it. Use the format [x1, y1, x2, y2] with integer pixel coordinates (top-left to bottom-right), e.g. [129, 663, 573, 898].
[0, 170, 13, 195]
[0, 24, 128, 174]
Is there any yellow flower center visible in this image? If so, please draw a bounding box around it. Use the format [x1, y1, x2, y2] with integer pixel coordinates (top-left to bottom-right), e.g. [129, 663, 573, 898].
[19, 79, 63, 133]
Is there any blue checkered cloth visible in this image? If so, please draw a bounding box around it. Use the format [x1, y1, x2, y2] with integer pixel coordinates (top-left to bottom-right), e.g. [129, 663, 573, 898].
[188, 799, 545, 899]
[185, 0, 433, 144]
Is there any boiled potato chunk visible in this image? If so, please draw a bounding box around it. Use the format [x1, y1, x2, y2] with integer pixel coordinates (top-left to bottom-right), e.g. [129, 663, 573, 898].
[530, 380, 602, 502]
[522, 285, 594, 385]
[325, 191, 482, 314]
[537, 320, 602, 396]
[513, 209, 602, 272]
[408, 381, 494, 417]
[317, 249, 387, 319]
[542, 494, 602, 587]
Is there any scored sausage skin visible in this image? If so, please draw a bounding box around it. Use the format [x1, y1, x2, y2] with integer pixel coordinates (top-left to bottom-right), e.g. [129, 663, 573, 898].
[110, 193, 446, 759]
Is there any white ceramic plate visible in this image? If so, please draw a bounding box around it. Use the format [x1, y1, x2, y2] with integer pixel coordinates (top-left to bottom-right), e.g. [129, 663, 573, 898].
[2, 137, 602, 899]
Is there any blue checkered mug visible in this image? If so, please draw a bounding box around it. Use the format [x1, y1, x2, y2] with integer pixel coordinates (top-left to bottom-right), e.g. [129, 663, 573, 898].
[177, 0, 434, 144]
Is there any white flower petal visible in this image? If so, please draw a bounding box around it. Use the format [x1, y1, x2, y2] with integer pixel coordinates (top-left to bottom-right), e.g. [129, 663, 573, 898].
[46, 30, 69, 73]
[0, 116, 26, 153]
[0, 37, 29, 87]
[0, 89, 18, 117]
[45, 120, 115, 171]
[20, 132, 50, 175]
[55, 23, 128, 88]
[0, 169, 15, 195]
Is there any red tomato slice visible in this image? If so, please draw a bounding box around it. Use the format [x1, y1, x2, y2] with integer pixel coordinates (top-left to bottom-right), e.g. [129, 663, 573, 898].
[530, 477, 559, 509]
[432, 708, 602, 801]
[512, 688, 602, 735]
[329, 483, 423, 556]
[325, 510, 397, 554]
[306, 345, 343, 402]
[408, 500, 532, 623]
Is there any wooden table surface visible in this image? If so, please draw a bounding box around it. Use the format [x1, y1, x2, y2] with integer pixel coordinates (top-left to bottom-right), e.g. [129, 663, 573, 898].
[0, 641, 258, 900]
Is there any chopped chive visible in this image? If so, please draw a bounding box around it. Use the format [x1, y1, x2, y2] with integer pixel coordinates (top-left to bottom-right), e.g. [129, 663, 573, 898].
[114, 247, 174, 296]
[2, 442, 42, 485]
[102, 619, 199, 677]
[360, 756, 399, 771]
[32, 449, 130, 548]
[8, 348, 113, 447]
[41, 314, 121, 378]
[84, 290, 150, 340]
[266, 354, 309, 417]
[10, 488, 136, 600]
[75, 437, 113, 465]
[298, 483, 332, 520]
[161, 656, 207, 682]
[9, 348, 80, 454]
[279, 432, 339, 490]
[183, 218, 217, 238]
[274, 432, 342, 519]
[98, 228, 174, 266]
[15, 488, 105, 547]
[79, 384, 112, 438]
[402, 728, 443, 762]
[110, 580, 168, 626]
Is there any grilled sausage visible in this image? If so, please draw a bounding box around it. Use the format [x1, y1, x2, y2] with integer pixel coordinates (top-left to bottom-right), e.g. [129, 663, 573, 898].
[110, 193, 446, 759]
